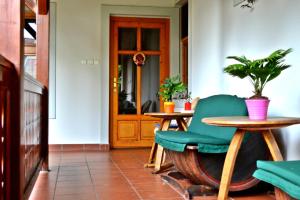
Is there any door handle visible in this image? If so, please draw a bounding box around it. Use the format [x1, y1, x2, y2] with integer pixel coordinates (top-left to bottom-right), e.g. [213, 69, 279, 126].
[113, 77, 118, 92]
[113, 77, 118, 88]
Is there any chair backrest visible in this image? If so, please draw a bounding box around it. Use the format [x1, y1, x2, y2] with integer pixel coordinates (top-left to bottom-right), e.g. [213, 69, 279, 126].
[141, 100, 152, 114]
[185, 97, 200, 126]
[188, 94, 248, 141]
[191, 97, 200, 110]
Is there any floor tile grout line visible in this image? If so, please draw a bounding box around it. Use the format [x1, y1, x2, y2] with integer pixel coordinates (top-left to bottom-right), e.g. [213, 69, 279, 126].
[126, 153, 185, 199]
[85, 151, 100, 200]
[52, 152, 62, 200]
[110, 157, 144, 200]
[160, 178, 185, 199]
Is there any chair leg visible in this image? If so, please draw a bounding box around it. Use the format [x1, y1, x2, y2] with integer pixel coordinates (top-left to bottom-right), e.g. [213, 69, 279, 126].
[275, 188, 292, 200]
[176, 119, 188, 131]
[144, 126, 160, 168]
[151, 119, 173, 173]
[144, 142, 157, 168]
[153, 144, 164, 171]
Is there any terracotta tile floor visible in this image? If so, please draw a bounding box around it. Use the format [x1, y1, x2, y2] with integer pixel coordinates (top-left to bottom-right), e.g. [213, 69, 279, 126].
[29, 149, 275, 200]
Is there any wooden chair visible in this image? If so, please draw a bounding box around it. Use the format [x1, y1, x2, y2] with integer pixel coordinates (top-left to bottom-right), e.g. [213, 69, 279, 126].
[253, 160, 300, 200]
[141, 100, 152, 114]
[155, 94, 269, 191]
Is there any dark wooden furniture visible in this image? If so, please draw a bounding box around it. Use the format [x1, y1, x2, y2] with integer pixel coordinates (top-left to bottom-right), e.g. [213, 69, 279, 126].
[0, 0, 49, 199]
[202, 116, 300, 200]
[0, 56, 48, 200]
[0, 55, 13, 200]
[24, 74, 46, 196]
[144, 112, 193, 173]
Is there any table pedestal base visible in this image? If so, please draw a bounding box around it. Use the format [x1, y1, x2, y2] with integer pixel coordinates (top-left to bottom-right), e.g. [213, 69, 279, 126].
[161, 171, 217, 199]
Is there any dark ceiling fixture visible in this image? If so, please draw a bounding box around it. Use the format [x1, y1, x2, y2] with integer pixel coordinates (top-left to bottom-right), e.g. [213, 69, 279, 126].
[234, 0, 257, 9]
[240, 0, 257, 9]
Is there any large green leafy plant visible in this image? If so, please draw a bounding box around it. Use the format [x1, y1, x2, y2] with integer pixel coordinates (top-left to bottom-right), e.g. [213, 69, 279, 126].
[158, 76, 187, 102]
[224, 48, 292, 98]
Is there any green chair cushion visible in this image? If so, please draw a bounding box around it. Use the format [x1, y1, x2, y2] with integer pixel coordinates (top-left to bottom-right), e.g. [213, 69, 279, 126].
[156, 131, 230, 145]
[256, 160, 300, 187]
[253, 167, 300, 199]
[155, 130, 230, 153]
[155, 95, 249, 153]
[188, 94, 248, 141]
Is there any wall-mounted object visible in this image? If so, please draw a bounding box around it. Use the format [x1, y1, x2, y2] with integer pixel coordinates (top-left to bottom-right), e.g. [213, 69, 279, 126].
[233, 0, 256, 9]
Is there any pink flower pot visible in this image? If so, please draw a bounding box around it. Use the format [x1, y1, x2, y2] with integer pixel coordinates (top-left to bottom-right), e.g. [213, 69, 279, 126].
[245, 99, 270, 120]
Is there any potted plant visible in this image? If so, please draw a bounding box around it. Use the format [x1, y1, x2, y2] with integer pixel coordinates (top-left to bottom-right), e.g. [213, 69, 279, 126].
[184, 92, 192, 110]
[224, 48, 292, 120]
[158, 76, 187, 113]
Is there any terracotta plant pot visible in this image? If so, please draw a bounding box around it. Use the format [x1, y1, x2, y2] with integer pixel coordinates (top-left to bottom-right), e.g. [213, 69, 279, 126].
[164, 102, 175, 113]
[245, 99, 270, 120]
[184, 102, 191, 110]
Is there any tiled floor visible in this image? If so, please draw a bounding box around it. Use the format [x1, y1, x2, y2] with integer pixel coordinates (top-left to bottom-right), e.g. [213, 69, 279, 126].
[29, 149, 275, 200]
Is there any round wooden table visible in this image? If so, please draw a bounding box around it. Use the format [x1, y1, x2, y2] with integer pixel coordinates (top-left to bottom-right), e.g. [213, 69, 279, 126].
[144, 112, 194, 173]
[144, 112, 193, 131]
[202, 116, 300, 200]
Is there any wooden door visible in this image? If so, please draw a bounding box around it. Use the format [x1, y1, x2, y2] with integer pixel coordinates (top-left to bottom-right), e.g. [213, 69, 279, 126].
[110, 17, 170, 148]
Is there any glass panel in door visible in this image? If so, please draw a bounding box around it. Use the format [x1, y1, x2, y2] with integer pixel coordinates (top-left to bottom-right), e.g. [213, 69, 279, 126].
[118, 28, 137, 50]
[141, 55, 160, 113]
[141, 28, 160, 51]
[118, 54, 137, 114]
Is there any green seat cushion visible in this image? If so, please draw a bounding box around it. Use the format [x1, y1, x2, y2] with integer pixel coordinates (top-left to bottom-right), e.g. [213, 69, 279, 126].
[155, 130, 230, 153]
[253, 168, 300, 199]
[156, 131, 230, 145]
[256, 160, 300, 187]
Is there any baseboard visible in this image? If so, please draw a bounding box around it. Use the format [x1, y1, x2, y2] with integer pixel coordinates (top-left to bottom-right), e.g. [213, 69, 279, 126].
[49, 144, 110, 152]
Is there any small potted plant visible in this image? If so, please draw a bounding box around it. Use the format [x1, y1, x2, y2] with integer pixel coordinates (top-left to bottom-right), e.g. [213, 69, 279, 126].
[184, 92, 192, 110]
[158, 75, 187, 113]
[224, 48, 292, 120]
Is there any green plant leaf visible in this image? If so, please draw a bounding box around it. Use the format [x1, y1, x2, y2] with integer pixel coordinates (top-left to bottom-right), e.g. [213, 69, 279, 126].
[227, 55, 251, 65]
[224, 64, 248, 79]
[158, 75, 187, 102]
[224, 48, 292, 97]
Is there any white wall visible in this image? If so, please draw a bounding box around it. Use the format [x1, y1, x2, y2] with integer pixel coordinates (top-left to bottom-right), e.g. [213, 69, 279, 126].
[189, 0, 223, 97]
[49, 0, 179, 144]
[189, 0, 300, 160]
[49, 0, 102, 144]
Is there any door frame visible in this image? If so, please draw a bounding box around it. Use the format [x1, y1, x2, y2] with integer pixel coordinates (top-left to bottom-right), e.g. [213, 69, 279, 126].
[109, 16, 170, 148]
[100, 5, 179, 146]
